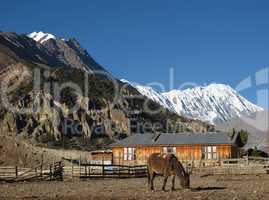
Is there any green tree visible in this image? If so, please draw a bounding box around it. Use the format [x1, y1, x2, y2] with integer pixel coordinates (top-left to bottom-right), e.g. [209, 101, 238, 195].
[238, 129, 248, 147]
[229, 128, 249, 147]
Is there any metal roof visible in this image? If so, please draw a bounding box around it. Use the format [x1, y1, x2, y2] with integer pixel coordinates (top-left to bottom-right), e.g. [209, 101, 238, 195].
[111, 132, 237, 147]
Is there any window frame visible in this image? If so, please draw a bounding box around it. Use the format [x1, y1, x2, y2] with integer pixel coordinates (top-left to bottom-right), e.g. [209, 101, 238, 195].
[202, 145, 217, 160]
[163, 146, 177, 154]
[123, 147, 136, 161]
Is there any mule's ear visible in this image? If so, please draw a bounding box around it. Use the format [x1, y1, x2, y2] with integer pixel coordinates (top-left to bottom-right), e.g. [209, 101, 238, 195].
[188, 162, 194, 175]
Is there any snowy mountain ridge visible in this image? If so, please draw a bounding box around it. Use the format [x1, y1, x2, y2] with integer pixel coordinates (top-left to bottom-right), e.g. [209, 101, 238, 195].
[28, 31, 56, 44]
[121, 79, 176, 113]
[122, 79, 263, 124]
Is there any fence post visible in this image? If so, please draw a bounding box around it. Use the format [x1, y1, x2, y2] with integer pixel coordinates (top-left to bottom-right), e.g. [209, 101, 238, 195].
[246, 156, 249, 166]
[40, 154, 44, 178]
[71, 159, 74, 178]
[60, 161, 63, 181]
[49, 165, 52, 181]
[118, 165, 120, 178]
[15, 166, 18, 178]
[79, 155, 81, 177]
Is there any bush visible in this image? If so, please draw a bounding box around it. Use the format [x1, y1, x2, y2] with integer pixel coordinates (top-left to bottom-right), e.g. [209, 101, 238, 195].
[246, 147, 269, 158]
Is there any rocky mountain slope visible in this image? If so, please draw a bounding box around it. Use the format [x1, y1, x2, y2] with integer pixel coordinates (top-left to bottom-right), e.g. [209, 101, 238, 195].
[217, 111, 269, 151]
[0, 31, 106, 72]
[0, 31, 213, 151]
[124, 80, 263, 124]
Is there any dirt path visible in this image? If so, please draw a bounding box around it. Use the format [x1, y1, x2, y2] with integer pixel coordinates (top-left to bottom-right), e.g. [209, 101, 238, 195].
[1, 174, 269, 200]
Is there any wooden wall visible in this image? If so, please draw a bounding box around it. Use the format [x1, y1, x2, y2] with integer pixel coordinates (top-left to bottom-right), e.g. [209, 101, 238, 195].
[112, 146, 162, 165]
[91, 152, 113, 162]
[217, 145, 232, 158]
[175, 145, 201, 161]
[112, 144, 236, 165]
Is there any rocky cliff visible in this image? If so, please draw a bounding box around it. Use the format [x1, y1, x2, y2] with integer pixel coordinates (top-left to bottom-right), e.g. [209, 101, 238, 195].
[0, 31, 213, 150]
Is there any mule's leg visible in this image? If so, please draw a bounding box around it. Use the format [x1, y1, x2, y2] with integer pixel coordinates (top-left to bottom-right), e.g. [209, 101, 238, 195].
[171, 175, 176, 191]
[149, 172, 156, 191]
[147, 166, 151, 185]
[147, 172, 151, 190]
[162, 176, 168, 191]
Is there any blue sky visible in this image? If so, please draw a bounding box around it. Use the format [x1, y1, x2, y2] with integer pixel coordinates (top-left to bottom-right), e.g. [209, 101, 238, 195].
[1, 0, 269, 108]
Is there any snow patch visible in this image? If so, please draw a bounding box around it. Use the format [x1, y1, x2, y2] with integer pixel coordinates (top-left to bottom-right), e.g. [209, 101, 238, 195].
[28, 31, 56, 44]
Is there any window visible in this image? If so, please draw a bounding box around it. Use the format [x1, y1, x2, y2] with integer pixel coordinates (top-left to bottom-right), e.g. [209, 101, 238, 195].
[163, 147, 176, 154]
[202, 146, 217, 160]
[123, 147, 136, 161]
[212, 146, 217, 159]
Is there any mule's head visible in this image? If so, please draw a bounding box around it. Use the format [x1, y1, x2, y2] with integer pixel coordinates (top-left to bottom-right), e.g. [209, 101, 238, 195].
[182, 174, 190, 189]
[183, 162, 193, 189]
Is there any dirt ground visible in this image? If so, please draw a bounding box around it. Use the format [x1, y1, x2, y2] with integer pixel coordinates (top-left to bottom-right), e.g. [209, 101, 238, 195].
[1, 174, 269, 200]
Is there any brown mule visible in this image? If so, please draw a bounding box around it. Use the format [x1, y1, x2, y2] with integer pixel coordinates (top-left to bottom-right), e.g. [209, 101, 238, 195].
[147, 153, 192, 191]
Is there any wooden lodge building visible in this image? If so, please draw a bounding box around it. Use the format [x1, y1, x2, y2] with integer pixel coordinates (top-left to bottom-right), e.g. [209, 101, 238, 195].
[111, 132, 239, 166]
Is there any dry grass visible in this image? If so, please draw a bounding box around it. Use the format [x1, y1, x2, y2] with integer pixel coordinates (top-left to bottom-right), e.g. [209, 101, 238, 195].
[1, 174, 269, 200]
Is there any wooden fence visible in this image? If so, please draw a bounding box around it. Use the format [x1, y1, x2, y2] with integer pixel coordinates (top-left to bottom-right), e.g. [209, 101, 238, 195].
[63, 156, 269, 178]
[2, 156, 269, 181]
[221, 156, 269, 167]
[0, 161, 64, 182]
[194, 156, 269, 175]
[64, 163, 147, 179]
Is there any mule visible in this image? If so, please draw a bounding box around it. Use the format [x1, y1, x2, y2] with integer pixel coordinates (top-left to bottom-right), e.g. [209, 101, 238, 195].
[147, 153, 192, 191]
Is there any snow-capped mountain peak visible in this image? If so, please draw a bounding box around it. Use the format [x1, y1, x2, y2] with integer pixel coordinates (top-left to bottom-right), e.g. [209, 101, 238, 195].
[28, 31, 56, 44]
[164, 83, 263, 124]
[122, 80, 263, 124]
